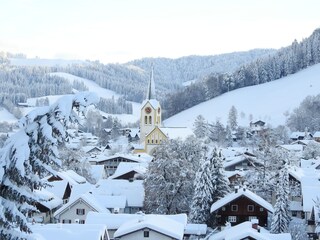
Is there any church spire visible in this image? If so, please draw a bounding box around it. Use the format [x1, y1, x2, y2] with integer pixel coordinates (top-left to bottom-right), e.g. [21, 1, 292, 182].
[146, 65, 156, 100]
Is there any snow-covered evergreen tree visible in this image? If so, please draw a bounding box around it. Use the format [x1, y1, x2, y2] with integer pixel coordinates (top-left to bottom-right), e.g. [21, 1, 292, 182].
[270, 160, 291, 234]
[189, 148, 230, 225]
[189, 156, 214, 224]
[228, 105, 238, 131]
[144, 139, 195, 214]
[193, 115, 208, 139]
[0, 92, 98, 239]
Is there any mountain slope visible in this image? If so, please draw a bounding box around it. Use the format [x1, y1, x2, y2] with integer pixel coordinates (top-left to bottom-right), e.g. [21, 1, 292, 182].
[163, 63, 320, 128]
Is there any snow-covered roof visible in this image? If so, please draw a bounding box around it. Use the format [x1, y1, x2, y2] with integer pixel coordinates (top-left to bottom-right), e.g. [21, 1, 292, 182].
[93, 179, 144, 207]
[34, 188, 63, 210]
[300, 169, 320, 212]
[223, 155, 259, 169]
[300, 159, 320, 169]
[90, 165, 106, 182]
[109, 162, 147, 180]
[69, 182, 94, 201]
[86, 212, 187, 230]
[114, 215, 184, 239]
[45, 180, 69, 199]
[209, 221, 291, 240]
[290, 201, 303, 211]
[128, 128, 140, 137]
[95, 195, 127, 209]
[159, 127, 194, 140]
[210, 188, 273, 213]
[290, 132, 310, 139]
[90, 153, 151, 164]
[54, 193, 109, 217]
[64, 170, 86, 184]
[314, 132, 320, 138]
[31, 223, 108, 240]
[225, 170, 246, 178]
[184, 223, 207, 235]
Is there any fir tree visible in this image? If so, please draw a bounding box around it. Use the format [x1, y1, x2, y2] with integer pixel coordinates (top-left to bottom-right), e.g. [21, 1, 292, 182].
[193, 115, 208, 138]
[0, 92, 98, 239]
[270, 160, 291, 233]
[228, 105, 238, 131]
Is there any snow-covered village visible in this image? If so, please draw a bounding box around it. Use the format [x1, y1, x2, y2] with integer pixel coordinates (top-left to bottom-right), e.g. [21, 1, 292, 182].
[1, 1, 320, 240]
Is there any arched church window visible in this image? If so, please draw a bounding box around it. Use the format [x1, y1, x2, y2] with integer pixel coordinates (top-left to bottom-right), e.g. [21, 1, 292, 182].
[145, 116, 147, 124]
[149, 116, 152, 124]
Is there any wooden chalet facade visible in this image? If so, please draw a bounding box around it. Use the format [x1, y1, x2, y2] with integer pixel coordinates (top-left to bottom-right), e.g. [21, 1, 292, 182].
[211, 188, 273, 228]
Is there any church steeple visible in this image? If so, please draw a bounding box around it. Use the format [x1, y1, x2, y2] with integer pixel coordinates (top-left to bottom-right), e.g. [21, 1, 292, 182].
[146, 65, 156, 100]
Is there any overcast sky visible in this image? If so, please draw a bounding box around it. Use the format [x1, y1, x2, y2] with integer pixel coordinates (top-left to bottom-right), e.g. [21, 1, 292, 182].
[1, 0, 319, 63]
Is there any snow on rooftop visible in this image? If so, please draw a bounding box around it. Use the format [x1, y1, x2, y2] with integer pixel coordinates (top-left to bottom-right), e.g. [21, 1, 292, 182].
[114, 214, 184, 239]
[34, 188, 63, 210]
[184, 223, 207, 235]
[93, 179, 144, 207]
[31, 223, 108, 240]
[54, 193, 110, 217]
[278, 144, 304, 152]
[64, 170, 86, 184]
[141, 99, 160, 110]
[109, 162, 147, 180]
[210, 188, 273, 213]
[44, 180, 69, 200]
[300, 169, 320, 212]
[209, 221, 291, 240]
[86, 212, 187, 230]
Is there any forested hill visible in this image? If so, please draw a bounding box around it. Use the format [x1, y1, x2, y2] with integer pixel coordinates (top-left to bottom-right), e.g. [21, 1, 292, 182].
[162, 28, 320, 119]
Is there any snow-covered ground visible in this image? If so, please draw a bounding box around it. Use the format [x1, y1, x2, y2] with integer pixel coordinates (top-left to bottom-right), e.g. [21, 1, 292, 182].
[49, 72, 141, 124]
[164, 63, 320, 128]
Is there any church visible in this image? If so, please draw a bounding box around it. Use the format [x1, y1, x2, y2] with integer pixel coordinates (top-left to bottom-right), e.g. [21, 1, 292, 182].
[135, 68, 193, 155]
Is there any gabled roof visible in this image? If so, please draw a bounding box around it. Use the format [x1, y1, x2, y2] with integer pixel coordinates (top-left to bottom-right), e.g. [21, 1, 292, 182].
[141, 99, 160, 110]
[114, 215, 184, 239]
[209, 221, 291, 240]
[54, 193, 109, 217]
[109, 162, 147, 180]
[210, 188, 273, 213]
[31, 223, 108, 240]
[34, 188, 63, 211]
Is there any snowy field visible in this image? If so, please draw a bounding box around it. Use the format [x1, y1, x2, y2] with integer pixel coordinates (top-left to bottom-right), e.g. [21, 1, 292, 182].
[164, 63, 320, 128]
[0, 108, 17, 124]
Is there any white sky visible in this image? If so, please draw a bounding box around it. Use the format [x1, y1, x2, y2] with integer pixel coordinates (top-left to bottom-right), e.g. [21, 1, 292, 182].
[1, 0, 319, 63]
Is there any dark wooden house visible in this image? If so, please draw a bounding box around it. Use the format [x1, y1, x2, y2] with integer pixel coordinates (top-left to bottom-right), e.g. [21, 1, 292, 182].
[210, 187, 273, 227]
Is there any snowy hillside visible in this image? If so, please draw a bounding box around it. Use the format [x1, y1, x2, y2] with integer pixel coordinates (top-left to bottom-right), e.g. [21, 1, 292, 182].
[49, 72, 141, 124]
[0, 108, 17, 124]
[164, 63, 320, 128]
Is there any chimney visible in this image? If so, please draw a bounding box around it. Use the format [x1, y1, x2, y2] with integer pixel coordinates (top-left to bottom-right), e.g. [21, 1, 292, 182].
[234, 186, 239, 193]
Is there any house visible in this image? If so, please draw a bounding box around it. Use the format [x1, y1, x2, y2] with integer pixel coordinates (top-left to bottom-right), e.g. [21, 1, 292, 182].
[32, 188, 63, 223]
[210, 187, 273, 227]
[250, 120, 266, 134]
[223, 154, 261, 171]
[108, 162, 147, 180]
[31, 223, 109, 240]
[54, 193, 110, 224]
[314, 131, 320, 142]
[113, 215, 185, 240]
[86, 212, 187, 240]
[92, 179, 144, 214]
[209, 220, 292, 240]
[89, 153, 151, 176]
[86, 212, 190, 239]
[290, 131, 313, 141]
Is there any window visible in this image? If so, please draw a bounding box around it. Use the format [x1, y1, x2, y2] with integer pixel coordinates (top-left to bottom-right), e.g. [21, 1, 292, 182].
[149, 116, 152, 124]
[228, 216, 237, 223]
[231, 205, 238, 212]
[76, 209, 85, 215]
[145, 116, 147, 124]
[144, 230, 149, 238]
[248, 216, 257, 221]
[79, 220, 85, 224]
[292, 211, 297, 217]
[62, 219, 71, 224]
[260, 207, 264, 212]
[247, 205, 254, 212]
[222, 207, 226, 211]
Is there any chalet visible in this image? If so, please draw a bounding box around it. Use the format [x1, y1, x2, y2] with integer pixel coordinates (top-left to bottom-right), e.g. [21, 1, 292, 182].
[113, 215, 184, 240]
[223, 154, 261, 171]
[89, 154, 151, 176]
[86, 212, 188, 240]
[31, 223, 109, 240]
[209, 220, 292, 240]
[290, 131, 313, 141]
[54, 193, 110, 224]
[108, 162, 147, 180]
[210, 187, 273, 227]
[249, 120, 266, 134]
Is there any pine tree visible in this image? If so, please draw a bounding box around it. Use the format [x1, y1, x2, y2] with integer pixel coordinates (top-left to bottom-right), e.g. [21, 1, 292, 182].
[189, 149, 230, 225]
[193, 115, 208, 138]
[0, 92, 98, 239]
[228, 105, 238, 131]
[189, 157, 215, 224]
[270, 161, 291, 233]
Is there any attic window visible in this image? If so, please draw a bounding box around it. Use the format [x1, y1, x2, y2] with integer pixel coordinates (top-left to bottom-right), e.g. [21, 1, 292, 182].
[231, 205, 238, 212]
[144, 230, 149, 238]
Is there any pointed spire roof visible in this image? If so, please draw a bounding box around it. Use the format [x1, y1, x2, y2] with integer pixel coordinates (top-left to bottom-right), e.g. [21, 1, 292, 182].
[146, 65, 156, 100]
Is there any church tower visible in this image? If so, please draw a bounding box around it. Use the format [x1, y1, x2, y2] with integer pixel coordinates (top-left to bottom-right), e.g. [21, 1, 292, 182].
[140, 67, 162, 144]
